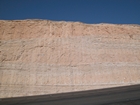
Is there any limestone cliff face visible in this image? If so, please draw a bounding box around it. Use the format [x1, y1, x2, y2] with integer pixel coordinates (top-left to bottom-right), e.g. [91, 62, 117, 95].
[0, 20, 140, 98]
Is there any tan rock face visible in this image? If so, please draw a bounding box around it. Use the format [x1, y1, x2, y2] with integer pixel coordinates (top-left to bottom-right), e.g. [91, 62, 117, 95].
[0, 20, 140, 98]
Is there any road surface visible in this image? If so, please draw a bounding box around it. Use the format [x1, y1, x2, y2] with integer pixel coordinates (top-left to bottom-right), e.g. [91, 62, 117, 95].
[0, 84, 140, 105]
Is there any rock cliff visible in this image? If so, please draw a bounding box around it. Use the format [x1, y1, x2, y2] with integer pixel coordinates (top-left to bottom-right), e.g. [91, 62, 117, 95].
[0, 20, 140, 98]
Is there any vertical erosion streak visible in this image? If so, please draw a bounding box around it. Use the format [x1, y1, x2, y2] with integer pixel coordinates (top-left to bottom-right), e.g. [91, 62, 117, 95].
[50, 21, 52, 37]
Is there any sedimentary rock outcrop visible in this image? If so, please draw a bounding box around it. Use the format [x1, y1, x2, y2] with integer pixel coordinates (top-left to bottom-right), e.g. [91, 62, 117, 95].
[0, 20, 140, 98]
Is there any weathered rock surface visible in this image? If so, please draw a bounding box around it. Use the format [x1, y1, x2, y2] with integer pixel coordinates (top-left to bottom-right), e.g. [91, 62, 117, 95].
[0, 20, 140, 98]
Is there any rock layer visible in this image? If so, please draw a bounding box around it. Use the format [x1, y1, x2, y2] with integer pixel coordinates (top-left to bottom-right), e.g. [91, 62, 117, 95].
[0, 20, 140, 98]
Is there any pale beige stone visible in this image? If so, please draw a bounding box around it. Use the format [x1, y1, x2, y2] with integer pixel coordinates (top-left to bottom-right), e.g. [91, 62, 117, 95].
[0, 20, 140, 98]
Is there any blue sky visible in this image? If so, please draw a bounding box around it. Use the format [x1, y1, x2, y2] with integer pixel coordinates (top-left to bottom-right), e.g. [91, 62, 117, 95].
[0, 0, 140, 24]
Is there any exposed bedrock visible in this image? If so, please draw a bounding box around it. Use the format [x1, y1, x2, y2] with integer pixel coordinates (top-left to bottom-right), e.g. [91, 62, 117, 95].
[0, 20, 140, 98]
